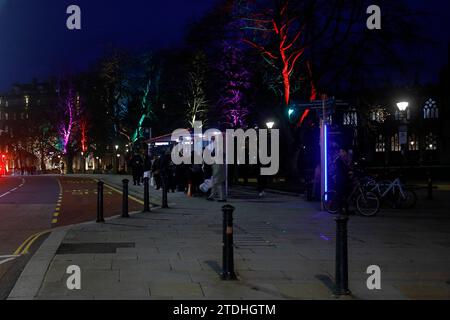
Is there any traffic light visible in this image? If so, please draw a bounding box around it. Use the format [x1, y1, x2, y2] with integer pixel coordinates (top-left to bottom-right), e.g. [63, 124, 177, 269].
[287, 106, 311, 128]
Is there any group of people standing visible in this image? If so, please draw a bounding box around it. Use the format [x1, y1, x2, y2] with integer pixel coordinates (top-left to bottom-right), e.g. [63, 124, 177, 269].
[127, 150, 227, 202]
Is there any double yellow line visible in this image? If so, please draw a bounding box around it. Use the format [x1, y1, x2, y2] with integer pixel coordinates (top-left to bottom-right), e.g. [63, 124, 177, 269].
[13, 230, 51, 256]
[96, 179, 145, 205]
[12, 178, 62, 256]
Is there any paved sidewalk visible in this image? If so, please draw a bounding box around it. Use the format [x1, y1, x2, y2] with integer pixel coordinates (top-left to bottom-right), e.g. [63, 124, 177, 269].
[9, 175, 450, 300]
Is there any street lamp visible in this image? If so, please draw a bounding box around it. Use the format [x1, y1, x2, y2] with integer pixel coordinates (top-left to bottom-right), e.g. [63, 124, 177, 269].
[115, 145, 119, 151]
[396, 101, 409, 112]
[266, 121, 275, 129]
[396, 101, 410, 162]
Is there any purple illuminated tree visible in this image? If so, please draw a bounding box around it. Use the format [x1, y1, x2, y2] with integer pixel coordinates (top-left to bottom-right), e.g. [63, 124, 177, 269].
[55, 80, 83, 174]
[57, 85, 77, 155]
[217, 43, 252, 128]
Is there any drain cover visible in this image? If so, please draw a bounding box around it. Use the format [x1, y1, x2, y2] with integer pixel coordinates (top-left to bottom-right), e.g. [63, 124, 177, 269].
[56, 242, 135, 255]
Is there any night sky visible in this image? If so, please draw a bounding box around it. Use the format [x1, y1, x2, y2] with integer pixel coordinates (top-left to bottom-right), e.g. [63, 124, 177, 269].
[0, 0, 449, 91]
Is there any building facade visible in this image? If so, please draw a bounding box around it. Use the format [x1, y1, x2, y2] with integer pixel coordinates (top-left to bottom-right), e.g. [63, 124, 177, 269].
[0, 80, 58, 173]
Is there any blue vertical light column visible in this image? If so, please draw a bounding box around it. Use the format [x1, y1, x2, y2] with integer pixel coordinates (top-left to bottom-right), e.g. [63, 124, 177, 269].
[324, 124, 328, 195]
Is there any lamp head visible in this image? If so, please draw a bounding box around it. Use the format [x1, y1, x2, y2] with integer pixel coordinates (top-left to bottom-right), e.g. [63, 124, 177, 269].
[266, 121, 275, 129]
[397, 101, 409, 112]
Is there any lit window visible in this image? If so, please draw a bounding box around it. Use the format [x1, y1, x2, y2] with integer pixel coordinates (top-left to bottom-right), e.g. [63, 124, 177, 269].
[425, 133, 438, 151]
[423, 99, 439, 119]
[370, 108, 388, 123]
[408, 134, 419, 151]
[343, 108, 358, 126]
[376, 135, 386, 153]
[391, 134, 401, 152]
[24, 96, 30, 110]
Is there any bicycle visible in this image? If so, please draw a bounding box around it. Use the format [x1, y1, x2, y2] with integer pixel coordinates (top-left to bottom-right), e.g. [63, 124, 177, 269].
[322, 180, 380, 217]
[364, 177, 417, 209]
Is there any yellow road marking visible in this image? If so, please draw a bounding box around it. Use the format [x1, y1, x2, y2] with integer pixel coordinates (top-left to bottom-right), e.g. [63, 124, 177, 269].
[52, 178, 64, 226]
[101, 182, 144, 205]
[13, 233, 38, 256]
[22, 231, 50, 254]
[13, 230, 51, 256]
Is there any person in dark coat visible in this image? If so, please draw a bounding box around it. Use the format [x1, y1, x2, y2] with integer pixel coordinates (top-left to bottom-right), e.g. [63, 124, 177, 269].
[129, 152, 144, 186]
[152, 155, 162, 190]
[159, 150, 173, 193]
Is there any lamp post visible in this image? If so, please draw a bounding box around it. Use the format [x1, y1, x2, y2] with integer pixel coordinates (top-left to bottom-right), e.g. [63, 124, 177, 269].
[396, 101, 409, 112]
[114, 145, 119, 174]
[397, 101, 410, 166]
[81, 151, 85, 174]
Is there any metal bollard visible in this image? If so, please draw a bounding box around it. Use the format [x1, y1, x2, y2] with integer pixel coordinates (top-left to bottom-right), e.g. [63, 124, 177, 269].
[96, 181, 105, 223]
[162, 176, 169, 209]
[221, 205, 237, 281]
[122, 179, 130, 218]
[143, 177, 150, 212]
[427, 172, 433, 200]
[335, 213, 350, 295]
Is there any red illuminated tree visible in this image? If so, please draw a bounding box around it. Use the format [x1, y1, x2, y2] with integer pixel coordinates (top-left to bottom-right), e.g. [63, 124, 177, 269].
[243, 0, 306, 106]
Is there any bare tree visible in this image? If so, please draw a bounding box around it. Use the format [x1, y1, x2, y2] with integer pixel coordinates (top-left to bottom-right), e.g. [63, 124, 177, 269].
[185, 52, 209, 127]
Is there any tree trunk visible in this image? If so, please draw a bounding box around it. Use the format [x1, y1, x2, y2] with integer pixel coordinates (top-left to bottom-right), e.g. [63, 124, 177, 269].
[66, 148, 74, 174]
[40, 148, 46, 173]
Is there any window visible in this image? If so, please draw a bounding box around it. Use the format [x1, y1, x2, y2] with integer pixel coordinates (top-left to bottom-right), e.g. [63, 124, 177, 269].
[391, 134, 401, 152]
[408, 134, 419, 151]
[425, 133, 438, 151]
[423, 99, 439, 119]
[370, 108, 388, 123]
[376, 135, 386, 153]
[343, 108, 358, 126]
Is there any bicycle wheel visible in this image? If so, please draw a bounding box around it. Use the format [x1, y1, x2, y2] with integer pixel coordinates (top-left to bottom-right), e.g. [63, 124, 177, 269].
[396, 189, 417, 209]
[356, 191, 380, 217]
[322, 191, 340, 214]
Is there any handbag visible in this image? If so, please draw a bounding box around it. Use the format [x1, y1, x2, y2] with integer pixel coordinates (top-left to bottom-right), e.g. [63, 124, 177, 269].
[199, 178, 213, 193]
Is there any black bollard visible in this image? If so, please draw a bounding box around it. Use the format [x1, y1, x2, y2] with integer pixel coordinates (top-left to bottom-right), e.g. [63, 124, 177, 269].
[335, 213, 350, 295]
[427, 172, 433, 200]
[96, 181, 105, 223]
[143, 177, 150, 212]
[221, 205, 237, 281]
[122, 179, 130, 218]
[162, 176, 169, 209]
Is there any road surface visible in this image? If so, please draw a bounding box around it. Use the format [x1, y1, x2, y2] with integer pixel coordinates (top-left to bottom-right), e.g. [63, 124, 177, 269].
[0, 175, 141, 299]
